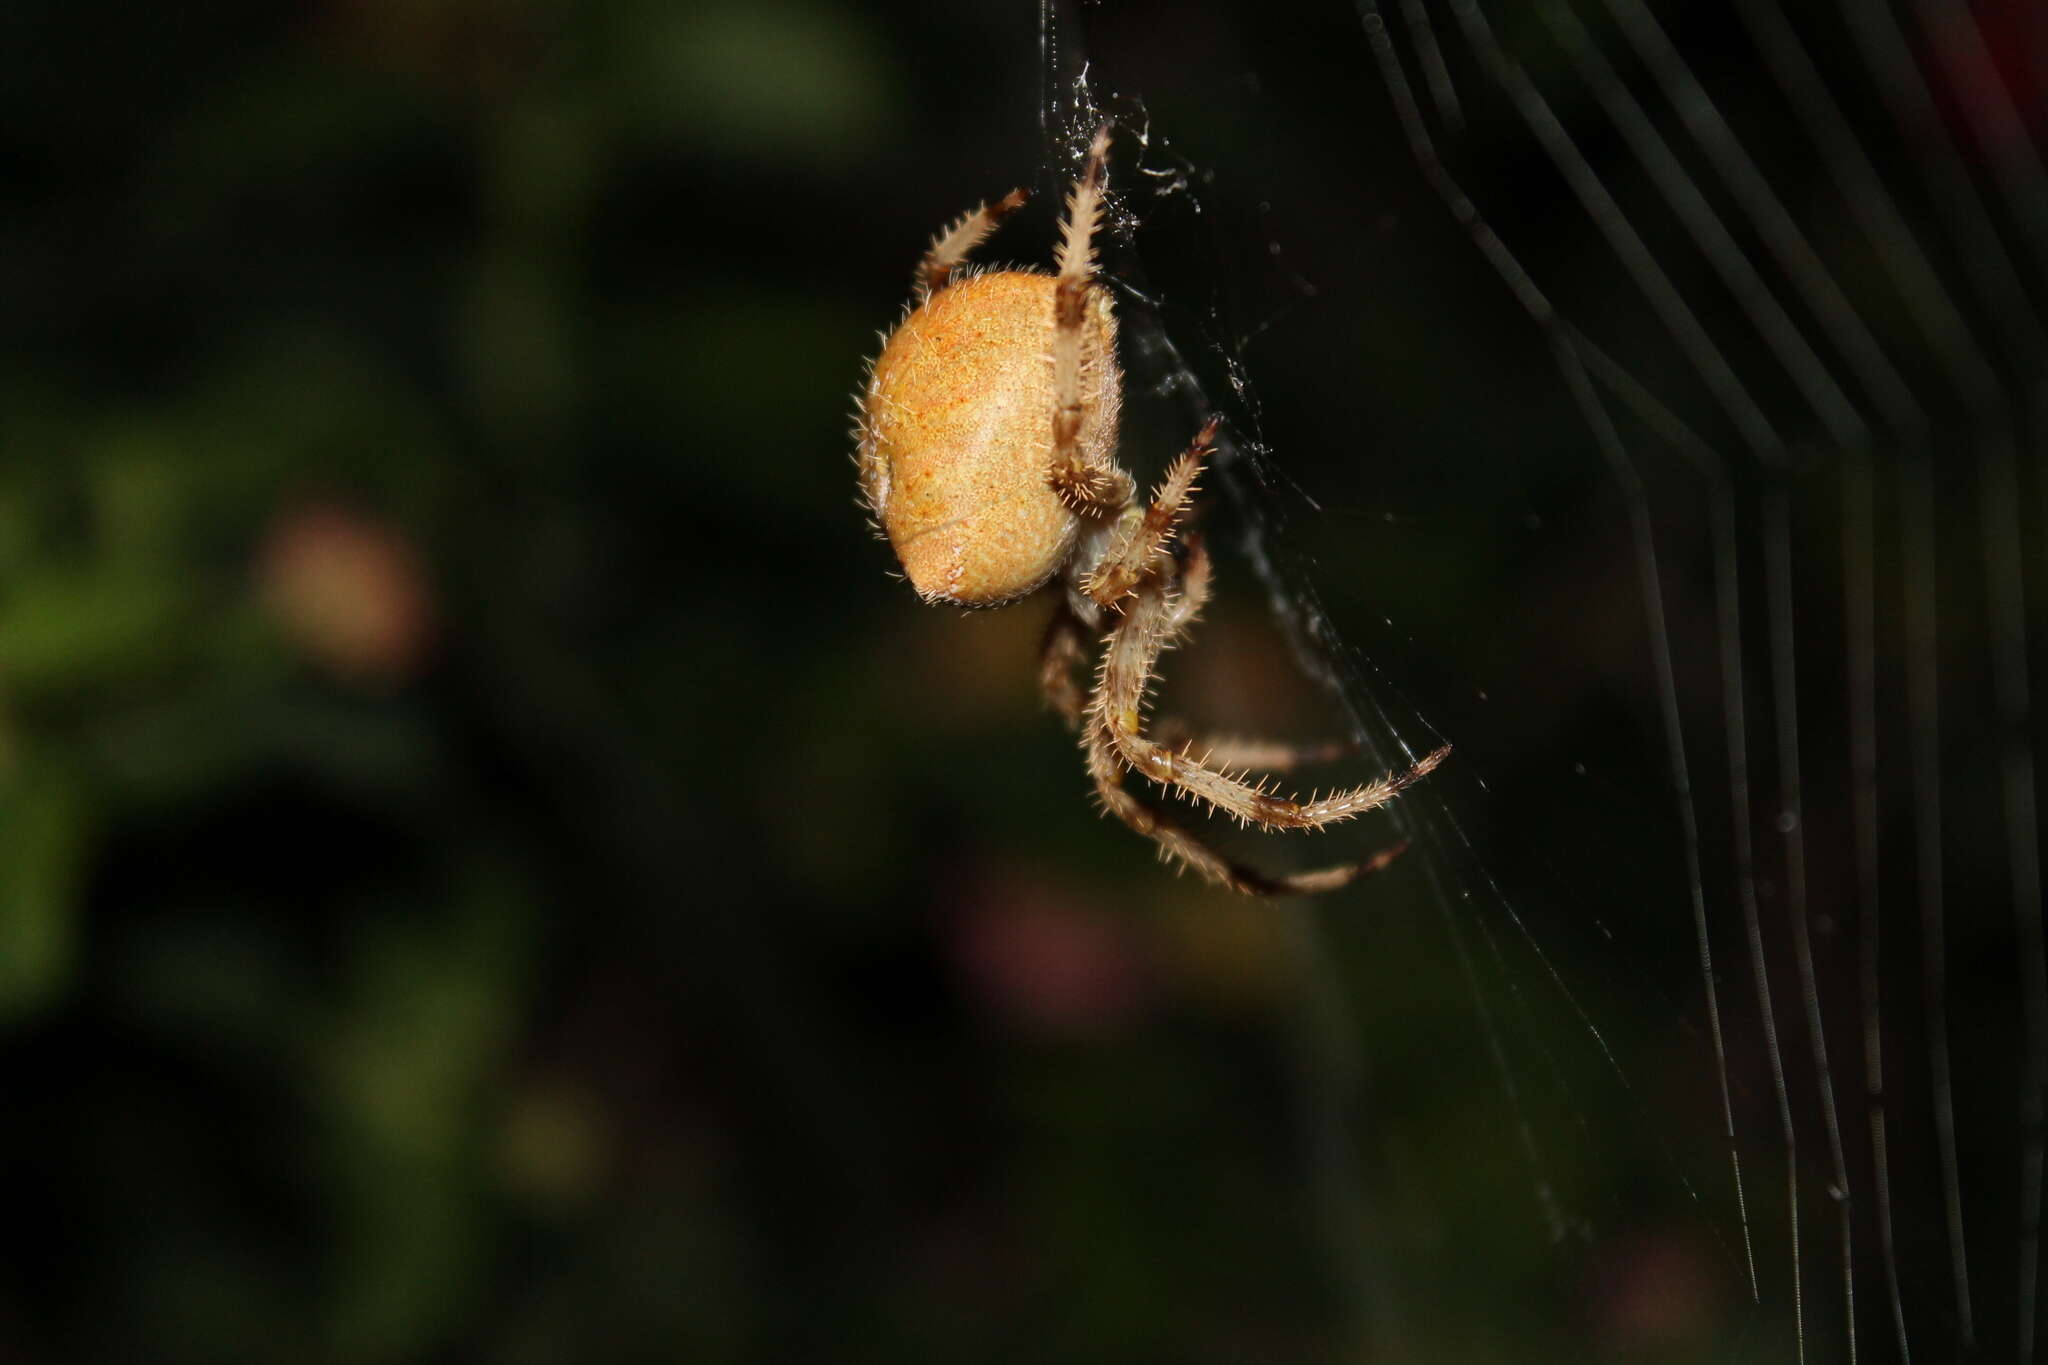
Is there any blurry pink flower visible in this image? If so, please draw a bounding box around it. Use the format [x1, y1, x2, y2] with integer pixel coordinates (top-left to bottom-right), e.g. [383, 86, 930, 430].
[258, 502, 434, 683]
[950, 871, 1150, 1036]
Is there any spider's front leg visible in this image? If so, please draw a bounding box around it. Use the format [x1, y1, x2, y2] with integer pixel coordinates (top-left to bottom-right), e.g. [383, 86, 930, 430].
[1047, 124, 1135, 516]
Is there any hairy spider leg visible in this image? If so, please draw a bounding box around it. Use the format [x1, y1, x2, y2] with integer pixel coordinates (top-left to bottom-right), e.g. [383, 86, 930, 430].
[1091, 571, 1451, 831]
[1082, 716, 1399, 895]
[1037, 601, 1093, 729]
[1048, 124, 1135, 516]
[1163, 534, 1212, 634]
[1040, 540, 1346, 773]
[1083, 416, 1216, 610]
[1147, 723, 1354, 775]
[915, 188, 1029, 302]
[1156, 537, 1351, 771]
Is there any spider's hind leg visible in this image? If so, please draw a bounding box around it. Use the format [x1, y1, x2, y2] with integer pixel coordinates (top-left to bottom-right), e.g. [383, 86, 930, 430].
[1147, 722, 1354, 776]
[1083, 724, 1398, 896]
[1149, 538, 1359, 772]
[1093, 573, 1449, 834]
[1051, 544, 1344, 771]
[1075, 545, 1441, 894]
[1038, 599, 1093, 731]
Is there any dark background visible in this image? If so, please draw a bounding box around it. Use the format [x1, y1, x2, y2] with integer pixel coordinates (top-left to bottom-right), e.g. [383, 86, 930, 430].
[5, 0, 2043, 1360]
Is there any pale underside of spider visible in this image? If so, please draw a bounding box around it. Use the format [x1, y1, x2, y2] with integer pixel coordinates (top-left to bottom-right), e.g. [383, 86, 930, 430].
[856, 127, 1447, 895]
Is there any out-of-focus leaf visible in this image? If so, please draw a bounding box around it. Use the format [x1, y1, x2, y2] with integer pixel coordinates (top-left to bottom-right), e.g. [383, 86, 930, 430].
[0, 566, 189, 693]
[0, 767, 90, 1022]
[606, 0, 892, 158]
[91, 432, 188, 565]
[322, 864, 538, 1358]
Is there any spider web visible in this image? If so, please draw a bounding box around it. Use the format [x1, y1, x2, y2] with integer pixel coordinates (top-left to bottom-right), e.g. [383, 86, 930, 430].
[1039, 1, 2048, 1360]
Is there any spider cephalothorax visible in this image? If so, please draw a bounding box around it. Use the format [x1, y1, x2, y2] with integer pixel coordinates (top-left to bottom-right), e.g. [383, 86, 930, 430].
[856, 127, 1447, 894]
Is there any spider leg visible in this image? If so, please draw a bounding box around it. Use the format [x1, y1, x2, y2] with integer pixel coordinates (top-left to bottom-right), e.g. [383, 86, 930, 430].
[1147, 721, 1354, 775]
[1047, 124, 1134, 516]
[1047, 527, 1205, 735]
[1083, 417, 1215, 611]
[916, 189, 1028, 302]
[1059, 542, 1343, 771]
[1083, 716, 1403, 896]
[1093, 572, 1450, 831]
[1164, 533, 1212, 634]
[1150, 537, 1354, 771]
[1038, 599, 1092, 730]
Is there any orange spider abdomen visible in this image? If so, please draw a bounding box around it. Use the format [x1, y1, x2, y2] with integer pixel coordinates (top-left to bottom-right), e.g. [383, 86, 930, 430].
[859, 270, 1121, 606]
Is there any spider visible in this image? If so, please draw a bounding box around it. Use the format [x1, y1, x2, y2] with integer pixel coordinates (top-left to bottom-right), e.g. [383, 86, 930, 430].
[855, 126, 1448, 895]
